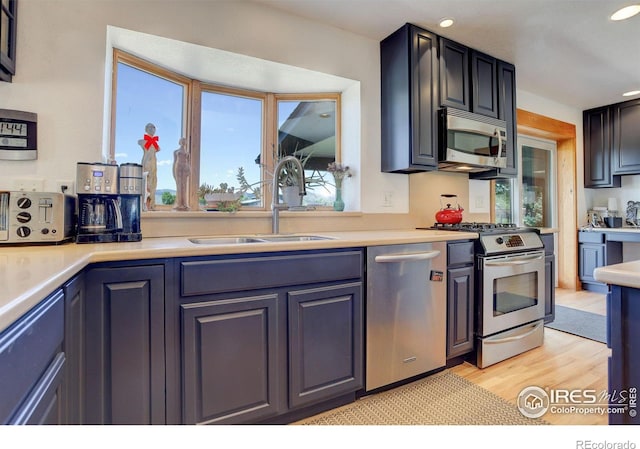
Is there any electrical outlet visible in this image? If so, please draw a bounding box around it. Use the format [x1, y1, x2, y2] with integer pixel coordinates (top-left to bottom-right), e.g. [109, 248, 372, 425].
[382, 191, 393, 207]
[56, 180, 75, 194]
[12, 178, 45, 192]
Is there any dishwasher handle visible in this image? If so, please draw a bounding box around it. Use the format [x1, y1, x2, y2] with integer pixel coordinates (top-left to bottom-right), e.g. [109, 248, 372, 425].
[374, 250, 441, 263]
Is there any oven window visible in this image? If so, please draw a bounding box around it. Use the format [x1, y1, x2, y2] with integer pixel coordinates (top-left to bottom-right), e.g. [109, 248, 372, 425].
[493, 271, 538, 316]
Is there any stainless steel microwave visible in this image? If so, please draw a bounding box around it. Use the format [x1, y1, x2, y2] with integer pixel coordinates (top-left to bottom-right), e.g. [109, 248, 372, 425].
[438, 107, 508, 173]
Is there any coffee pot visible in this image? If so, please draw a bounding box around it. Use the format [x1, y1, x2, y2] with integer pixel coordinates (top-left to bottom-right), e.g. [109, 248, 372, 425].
[76, 162, 142, 243]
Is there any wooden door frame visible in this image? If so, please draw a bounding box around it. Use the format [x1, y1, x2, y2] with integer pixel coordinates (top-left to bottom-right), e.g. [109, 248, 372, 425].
[517, 109, 578, 290]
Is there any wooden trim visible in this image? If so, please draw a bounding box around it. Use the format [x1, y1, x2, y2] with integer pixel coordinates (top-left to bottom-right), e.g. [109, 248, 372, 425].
[517, 109, 578, 290]
[188, 80, 201, 210]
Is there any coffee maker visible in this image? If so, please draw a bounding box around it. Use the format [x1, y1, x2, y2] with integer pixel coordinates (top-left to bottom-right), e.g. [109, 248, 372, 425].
[76, 162, 142, 243]
[118, 163, 143, 242]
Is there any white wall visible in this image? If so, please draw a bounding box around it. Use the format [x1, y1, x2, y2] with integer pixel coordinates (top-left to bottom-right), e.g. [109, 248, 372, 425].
[0, 0, 408, 213]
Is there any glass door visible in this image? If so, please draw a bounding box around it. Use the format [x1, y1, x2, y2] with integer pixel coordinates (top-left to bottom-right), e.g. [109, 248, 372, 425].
[492, 135, 557, 228]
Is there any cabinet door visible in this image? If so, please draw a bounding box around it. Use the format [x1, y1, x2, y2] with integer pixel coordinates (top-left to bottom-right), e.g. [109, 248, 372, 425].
[578, 243, 605, 283]
[181, 294, 280, 424]
[612, 98, 640, 175]
[380, 23, 438, 172]
[447, 265, 474, 358]
[84, 264, 165, 424]
[0, 290, 64, 424]
[496, 60, 517, 175]
[288, 282, 363, 409]
[471, 51, 498, 118]
[63, 273, 84, 424]
[439, 38, 469, 111]
[584, 107, 620, 188]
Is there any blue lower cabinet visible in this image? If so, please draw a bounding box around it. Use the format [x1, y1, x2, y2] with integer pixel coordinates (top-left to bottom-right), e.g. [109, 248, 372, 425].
[0, 290, 65, 424]
[84, 263, 166, 425]
[181, 294, 281, 424]
[288, 282, 363, 409]
[175, 249, 364, 424]
[608, 285, 640, 425]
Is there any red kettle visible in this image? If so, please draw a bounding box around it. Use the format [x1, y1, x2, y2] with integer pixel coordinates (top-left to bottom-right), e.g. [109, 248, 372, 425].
[436, 194, 464, 224]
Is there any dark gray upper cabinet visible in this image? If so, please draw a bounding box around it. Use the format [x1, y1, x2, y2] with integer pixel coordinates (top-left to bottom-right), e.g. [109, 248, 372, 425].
[0, 0, 17, 82]
[584, 106, 621, 188]
[470, 51, 498, 118]
[381, 23, 439, 173]
[381, 23, 517, 176]
[439, 38, 469, 111]
[584, 97, 640, 187]
[470, 60, 518, 179]
[612, 98, 640, 175]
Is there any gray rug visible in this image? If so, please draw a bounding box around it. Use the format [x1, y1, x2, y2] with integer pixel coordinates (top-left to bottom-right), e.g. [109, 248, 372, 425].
[545, 305, 607, 343]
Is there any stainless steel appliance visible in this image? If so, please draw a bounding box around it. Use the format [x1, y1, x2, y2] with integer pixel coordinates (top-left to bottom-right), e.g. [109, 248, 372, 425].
[424, 223, 546, 368]
[76, 162, 143, 243]
[118, 163, 143, 242]
[0, 191, 76, 244]
[365, 242, 446, 391]
[438, 107, 508, 173]
[76, 162, 122, 243]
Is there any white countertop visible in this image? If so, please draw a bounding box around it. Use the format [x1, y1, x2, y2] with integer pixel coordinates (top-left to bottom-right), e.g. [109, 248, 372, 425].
[0, 229, 476, 333]
[579, 226, 640, 233]
[594, 260, 640, 290]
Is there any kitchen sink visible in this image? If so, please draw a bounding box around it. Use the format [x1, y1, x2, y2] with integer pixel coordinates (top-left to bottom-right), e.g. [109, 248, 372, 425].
[188, 237, 266, 245]
[256, 235, 336, 242]
[188, 235, 336, 245]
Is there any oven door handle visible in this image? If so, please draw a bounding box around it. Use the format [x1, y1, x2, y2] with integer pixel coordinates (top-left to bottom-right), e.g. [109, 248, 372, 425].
[375, 250, 441, 263]
[484, 321, 544, 344]
[484, 254, 544, 266]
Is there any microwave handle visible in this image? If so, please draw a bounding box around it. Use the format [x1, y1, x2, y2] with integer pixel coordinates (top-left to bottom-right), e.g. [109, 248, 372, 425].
[495, 128, 504, 157]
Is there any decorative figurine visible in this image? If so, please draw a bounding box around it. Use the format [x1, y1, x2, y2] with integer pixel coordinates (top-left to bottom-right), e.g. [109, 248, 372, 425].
[138, 123, 159, 210]
[172, 137, 190, 211]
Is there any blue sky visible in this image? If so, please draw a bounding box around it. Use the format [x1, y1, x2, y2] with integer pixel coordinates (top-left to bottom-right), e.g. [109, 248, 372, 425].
[114, 63, 332, 205]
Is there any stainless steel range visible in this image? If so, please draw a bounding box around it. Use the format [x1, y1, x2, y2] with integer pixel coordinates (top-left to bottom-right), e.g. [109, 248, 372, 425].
[425, 223, 546, 368]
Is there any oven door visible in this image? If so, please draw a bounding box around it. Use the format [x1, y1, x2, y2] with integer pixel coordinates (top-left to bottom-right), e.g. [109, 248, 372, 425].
[478, 250, 545, 337]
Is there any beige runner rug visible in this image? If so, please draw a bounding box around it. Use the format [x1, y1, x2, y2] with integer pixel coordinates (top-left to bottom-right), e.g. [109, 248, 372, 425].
[295, 370, 548, 425]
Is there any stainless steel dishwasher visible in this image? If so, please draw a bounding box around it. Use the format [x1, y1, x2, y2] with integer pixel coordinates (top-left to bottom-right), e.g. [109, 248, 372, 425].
[365, 242, 447, 391]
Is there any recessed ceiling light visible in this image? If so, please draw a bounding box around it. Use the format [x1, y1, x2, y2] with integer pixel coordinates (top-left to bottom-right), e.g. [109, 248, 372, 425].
[623, 90, 640, 97]
[439, 18, 454, 28]
[610, 4, 640, 21]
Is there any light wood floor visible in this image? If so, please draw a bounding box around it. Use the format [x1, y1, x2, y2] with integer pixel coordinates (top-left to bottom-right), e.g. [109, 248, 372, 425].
[451, 288, 609, 425]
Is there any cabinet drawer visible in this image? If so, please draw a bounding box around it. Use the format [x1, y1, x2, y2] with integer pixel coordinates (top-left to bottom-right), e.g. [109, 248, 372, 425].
[0, 290, 64, 423]
[578, 232, 605, 243]
[447, 241, 475, 266]
[180, 250, 363, 297]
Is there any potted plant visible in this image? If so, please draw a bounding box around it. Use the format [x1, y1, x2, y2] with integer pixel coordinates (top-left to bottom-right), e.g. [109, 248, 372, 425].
[199, 182, 242, 212]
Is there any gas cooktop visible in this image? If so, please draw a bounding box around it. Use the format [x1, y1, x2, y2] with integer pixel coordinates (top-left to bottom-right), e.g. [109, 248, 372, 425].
[421, 222, 521, 233]
[418, 222, 543, 254]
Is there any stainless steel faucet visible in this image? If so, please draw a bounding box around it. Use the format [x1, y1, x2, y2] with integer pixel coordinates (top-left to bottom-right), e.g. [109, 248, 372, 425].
[272, 156, 306, 234]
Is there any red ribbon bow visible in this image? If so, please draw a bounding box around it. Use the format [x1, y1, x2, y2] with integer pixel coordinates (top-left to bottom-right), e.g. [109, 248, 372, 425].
[143, 134, 159, 151]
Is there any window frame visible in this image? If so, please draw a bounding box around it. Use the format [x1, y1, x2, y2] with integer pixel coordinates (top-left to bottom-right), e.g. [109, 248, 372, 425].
[110, 50, 341, 211]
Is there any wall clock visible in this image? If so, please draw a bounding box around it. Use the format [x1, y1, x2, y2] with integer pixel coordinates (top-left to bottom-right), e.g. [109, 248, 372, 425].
[0, 109, 37, 160]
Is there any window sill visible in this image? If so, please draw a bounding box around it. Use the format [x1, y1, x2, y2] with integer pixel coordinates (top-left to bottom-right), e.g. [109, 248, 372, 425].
[142, 210, 363, 219]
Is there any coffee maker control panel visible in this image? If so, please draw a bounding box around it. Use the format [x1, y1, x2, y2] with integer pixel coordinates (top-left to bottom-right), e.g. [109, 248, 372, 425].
[77, 162, 119, 194]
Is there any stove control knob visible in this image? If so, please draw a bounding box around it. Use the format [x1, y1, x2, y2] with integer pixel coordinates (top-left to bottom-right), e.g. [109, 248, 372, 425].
[496, 237, 504, 245]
